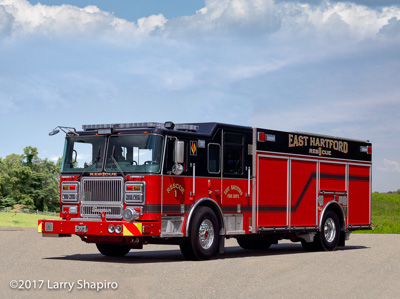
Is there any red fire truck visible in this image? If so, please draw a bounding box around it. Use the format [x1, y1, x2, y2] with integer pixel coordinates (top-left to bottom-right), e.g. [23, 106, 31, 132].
[39, 122, 372, 260]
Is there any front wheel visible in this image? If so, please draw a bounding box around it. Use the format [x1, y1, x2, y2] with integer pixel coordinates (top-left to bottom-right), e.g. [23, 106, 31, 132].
[181, 207, 220, 260]
[96, 243, 131, 257]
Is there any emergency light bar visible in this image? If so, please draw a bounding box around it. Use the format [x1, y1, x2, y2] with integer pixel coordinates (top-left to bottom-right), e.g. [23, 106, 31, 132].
[82, 122, 163, 131]
[82, 122, 199, 132]
[174, 124, 199, 132]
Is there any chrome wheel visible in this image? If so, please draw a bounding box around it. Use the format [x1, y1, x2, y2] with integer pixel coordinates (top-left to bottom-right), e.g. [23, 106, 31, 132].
[199, 219, 215, 250]
[182, 206, 220, 260]
[324, 217, 336, 243]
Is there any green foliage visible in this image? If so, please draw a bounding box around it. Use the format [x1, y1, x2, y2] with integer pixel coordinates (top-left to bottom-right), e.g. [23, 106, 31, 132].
[0, 147, 61, 212]
[355, 192, 400, 234]
[0, 212, 60, 227]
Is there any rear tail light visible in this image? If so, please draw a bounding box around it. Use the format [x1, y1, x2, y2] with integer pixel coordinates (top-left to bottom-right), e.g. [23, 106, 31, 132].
[360, 146, 372, 154]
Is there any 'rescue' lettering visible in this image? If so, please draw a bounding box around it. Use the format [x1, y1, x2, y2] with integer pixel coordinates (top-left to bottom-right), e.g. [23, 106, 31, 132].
[89, 172, 118, 177]
[167, 183, 185, 194]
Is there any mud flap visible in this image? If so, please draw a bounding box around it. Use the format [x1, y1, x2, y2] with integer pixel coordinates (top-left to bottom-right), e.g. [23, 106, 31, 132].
[219, 236, 225, 254]
[338, 231, 348, 247]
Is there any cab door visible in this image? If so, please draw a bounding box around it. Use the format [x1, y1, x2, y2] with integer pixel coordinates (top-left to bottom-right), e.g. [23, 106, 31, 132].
[221, 131, 251, 234]
[162, 137, 190, 215]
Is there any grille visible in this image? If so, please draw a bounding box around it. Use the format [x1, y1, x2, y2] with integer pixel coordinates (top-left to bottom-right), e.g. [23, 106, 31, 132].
[80, 178, 123, 218]
[81, 177, 123, 203]
[81, 205, 122, 218]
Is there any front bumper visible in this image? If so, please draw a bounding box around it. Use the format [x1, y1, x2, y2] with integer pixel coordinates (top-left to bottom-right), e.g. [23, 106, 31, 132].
[38, 219, 143, 237]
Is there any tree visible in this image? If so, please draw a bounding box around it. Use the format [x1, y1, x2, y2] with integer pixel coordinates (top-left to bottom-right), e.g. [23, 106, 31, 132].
[0, 147, 61, 211]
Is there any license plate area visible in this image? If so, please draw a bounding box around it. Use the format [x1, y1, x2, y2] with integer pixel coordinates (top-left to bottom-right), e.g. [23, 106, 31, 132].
[75, 225, 88, 233]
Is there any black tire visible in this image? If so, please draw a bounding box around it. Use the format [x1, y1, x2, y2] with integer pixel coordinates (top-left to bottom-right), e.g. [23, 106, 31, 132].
[179, 238, 196, 260]
[301, 235, 322, 252]
[96, 243, 131, 257]
[237, 236, 272, 250]
[319, 210, 340, 251]
[181, 206, 220, 260]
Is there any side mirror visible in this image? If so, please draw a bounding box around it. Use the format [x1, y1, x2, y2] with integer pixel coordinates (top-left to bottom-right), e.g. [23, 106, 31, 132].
[172, 140, 184, 175]
[174, 141, 184, 164]
[49, 128, 60, 136]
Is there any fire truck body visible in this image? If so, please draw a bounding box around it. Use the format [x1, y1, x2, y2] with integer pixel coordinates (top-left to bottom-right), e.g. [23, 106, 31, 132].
[39, 122, 372, 259]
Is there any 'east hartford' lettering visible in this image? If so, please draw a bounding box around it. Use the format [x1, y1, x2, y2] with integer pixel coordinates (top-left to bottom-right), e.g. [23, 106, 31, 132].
[289, 134, 348, 154]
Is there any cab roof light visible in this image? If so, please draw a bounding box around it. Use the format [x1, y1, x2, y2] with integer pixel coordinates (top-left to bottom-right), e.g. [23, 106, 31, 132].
[164, 121, 175, 130]
[174, 124, 199, 132]
[98, 128, 113, 135]
[82, 122, 199, 132]
[82, 122, 163, 131]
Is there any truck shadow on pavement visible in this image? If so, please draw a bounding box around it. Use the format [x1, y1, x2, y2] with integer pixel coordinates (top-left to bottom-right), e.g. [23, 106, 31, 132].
[45, 243, 369, 264]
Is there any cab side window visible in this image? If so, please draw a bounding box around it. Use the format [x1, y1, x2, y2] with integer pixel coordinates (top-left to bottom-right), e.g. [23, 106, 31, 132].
[208, 143, 220, 174]
[223, 133, 243, 175]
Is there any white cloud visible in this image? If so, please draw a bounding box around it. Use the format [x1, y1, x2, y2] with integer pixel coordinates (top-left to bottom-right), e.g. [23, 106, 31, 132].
[0, 5, 13, 36]
[1, 0, 400, 192]
[380, 17, 400, 37]
[0, 0, 166, 40]
[377, 159, 400, 173]
[160, 0, 400, 41]
[1, 0, 400, 43]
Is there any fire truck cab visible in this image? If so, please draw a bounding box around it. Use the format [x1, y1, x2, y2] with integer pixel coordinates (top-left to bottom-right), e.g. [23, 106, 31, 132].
[39, 122, 372, 260]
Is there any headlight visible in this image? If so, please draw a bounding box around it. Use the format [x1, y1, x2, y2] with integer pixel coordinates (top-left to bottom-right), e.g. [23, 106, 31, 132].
[122, 207, 141, 222]
[115, 225, 122, 234]
[61, 182, 79, 203]
[68, 206, 78, 214]
[108, 225, 115, 234]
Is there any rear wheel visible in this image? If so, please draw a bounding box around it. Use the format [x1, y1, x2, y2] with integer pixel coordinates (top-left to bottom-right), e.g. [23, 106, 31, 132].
[319, 210, 340, 251]
[96, 243, 131, 257]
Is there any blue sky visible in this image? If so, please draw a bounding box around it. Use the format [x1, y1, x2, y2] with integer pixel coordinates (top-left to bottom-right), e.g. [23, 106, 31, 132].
[1, 0, 400, 192]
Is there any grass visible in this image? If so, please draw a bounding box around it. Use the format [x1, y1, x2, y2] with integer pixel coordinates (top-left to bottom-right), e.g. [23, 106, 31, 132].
[355, 192, 400, 234]
[0, 212, 60, 228]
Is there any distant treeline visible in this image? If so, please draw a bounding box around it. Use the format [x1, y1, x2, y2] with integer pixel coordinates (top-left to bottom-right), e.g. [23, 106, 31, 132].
[0, 147, 60, 212]
[385, 190, 400, 194]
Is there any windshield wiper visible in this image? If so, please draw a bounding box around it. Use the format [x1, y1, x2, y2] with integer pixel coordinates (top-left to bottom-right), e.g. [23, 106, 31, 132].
[94, 146, 101, 168]
[110, 146, 127, 180]
[79, 146, 102, 180]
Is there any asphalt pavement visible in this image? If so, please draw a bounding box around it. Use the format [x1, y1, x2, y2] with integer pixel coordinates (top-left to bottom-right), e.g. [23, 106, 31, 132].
[1, 228, 399, 299]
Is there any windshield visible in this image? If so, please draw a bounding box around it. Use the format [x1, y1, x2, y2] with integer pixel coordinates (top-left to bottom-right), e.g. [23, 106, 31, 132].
[62, 136, 106, 172]
[105, 135, 163, 173]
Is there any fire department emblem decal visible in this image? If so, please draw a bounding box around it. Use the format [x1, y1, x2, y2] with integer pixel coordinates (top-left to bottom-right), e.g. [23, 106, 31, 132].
[190, 141, 197, 156]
